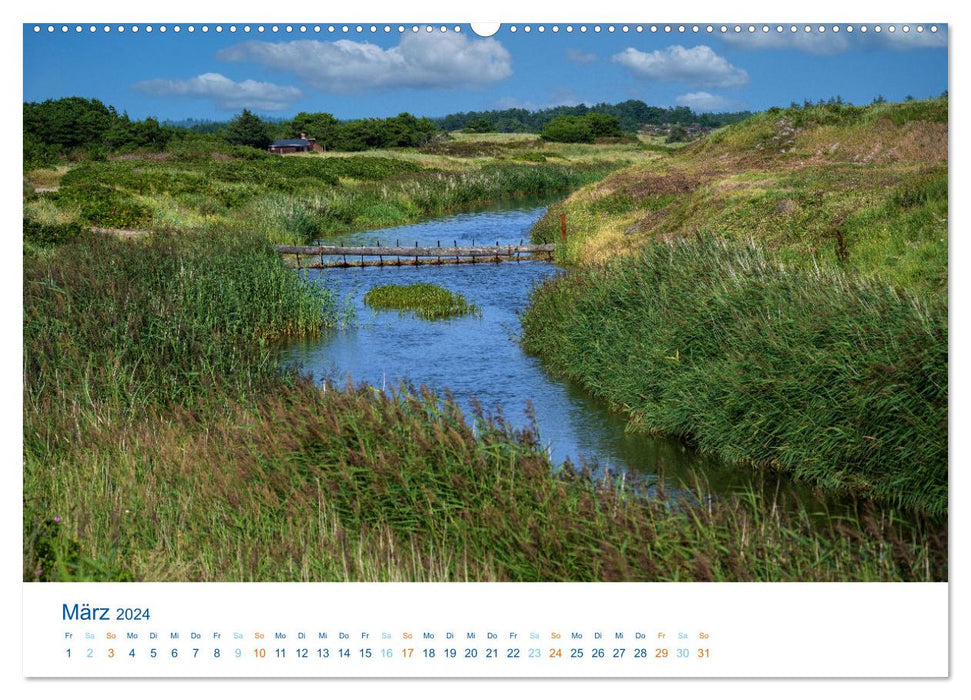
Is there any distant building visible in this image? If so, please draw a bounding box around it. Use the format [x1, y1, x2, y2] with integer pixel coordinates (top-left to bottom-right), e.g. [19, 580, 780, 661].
[269, 133, 325, 154]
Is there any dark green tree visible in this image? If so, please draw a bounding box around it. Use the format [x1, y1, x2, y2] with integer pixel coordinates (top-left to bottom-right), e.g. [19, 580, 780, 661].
[224, 109, 271, 149]
[463, 118, 496, 133]
[287, 111, 340, 149]
[541, 116, 594, 143]
[23, 97, 174, 164]
[585, 113, 623, 138]
[23, 97, 115, 150]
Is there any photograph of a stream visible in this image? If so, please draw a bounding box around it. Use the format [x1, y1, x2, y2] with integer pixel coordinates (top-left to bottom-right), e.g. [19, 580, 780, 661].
[23, 23, 947, 584]
[283, 200, 824, 512]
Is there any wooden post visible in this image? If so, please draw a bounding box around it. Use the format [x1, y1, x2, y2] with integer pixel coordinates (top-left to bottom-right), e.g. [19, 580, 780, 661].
[560, 213, 567, 242]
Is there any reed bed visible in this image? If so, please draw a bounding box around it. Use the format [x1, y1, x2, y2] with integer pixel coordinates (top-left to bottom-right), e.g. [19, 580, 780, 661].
[23, 229, 339, 420]
[521, 237, 947, 517]
[22, 230, 945, 583]
[23, 379, 946, 582]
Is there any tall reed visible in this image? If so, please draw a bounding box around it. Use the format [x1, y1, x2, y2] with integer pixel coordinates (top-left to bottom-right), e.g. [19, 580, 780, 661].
[522, 236, 948, 517]
[23, 379, 947, 582]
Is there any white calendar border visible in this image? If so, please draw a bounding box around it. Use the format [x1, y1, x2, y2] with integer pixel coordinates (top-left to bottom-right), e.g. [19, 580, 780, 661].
[5, 0, 962, 696]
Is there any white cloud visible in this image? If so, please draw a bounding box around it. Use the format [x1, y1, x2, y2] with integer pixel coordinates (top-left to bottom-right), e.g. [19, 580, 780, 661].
[721, 30, 852, 55]
[869, 27, 948, 50]
[215, 32, 512, 93]
[548, 88, 586, 107]
[565, 48, 597, 64]
[722, 26, 947, 54]
[611, 45, 748, 88]
[132, 72, 302, 111]
[675, 91, 744, 112]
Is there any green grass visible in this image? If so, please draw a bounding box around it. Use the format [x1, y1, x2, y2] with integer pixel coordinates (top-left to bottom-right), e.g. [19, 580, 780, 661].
[30, 150, 622, 244]
[23, 229, 340, 413]
[22, 227, 946, 582]
[522, 236, 947, 517]
[24, 378, 946, 582]
[535, 99, 948, 289]
[364, 283, 480, 320]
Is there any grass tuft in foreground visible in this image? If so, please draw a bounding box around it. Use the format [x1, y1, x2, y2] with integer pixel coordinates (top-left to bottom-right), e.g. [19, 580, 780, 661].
[364, 283, 480, 320]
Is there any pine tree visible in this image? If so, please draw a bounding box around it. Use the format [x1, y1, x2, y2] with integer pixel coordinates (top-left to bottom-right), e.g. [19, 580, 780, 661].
[224, 109, 271, 149]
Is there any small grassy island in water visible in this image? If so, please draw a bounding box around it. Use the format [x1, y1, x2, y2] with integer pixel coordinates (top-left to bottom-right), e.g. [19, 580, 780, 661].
[364, 283, 480, 320]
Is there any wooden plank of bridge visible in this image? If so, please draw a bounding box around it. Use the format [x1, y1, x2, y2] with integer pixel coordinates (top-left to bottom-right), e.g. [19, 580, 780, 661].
[275, 243, 555, 257]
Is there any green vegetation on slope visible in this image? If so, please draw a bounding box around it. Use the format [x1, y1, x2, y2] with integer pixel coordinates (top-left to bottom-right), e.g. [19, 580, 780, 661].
[25, 152, 618, 244]
[523, 98, 948, 516]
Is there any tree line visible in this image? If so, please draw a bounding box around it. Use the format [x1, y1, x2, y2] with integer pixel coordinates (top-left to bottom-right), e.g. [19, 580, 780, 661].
[24, 97, 172, 167]
[23, 98, 441, 165]
[24, 96, 752, 166]
[436, 99, 753, 133]
[208, 108, 441, 151]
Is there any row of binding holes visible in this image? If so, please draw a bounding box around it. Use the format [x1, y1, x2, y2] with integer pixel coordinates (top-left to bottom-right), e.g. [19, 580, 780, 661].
[33, 25, 940, 34]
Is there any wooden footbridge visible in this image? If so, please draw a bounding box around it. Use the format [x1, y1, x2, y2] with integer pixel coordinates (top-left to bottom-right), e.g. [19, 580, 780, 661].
[275, 240, 555, 269]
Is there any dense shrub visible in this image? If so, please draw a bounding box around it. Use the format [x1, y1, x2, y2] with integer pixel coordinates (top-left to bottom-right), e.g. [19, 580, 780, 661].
[23, 218, 85, 247]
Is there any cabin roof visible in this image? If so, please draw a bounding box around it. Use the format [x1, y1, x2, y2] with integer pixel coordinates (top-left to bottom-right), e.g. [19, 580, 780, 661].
[270, 139, 310, 147]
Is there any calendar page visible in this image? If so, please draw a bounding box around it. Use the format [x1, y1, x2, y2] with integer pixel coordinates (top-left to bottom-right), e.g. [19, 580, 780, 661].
[15, 1, 956, 692]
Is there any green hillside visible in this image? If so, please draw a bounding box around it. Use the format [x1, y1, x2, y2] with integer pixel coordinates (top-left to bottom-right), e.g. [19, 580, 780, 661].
[523, 98, 948, 516]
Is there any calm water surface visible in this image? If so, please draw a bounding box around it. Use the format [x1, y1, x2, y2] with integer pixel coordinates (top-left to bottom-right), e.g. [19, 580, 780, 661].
[282, 200, 835, 509]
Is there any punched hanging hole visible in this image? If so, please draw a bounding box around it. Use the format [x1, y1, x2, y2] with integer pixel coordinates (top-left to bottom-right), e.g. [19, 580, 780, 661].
[470, 23, 501, 37]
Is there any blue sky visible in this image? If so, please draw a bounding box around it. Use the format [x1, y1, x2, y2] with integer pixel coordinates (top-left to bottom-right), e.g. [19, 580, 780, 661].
[22, 23, 948, 121]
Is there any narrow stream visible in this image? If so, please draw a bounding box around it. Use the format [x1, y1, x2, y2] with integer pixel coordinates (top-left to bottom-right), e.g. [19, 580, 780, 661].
[282, 199, 837, 512]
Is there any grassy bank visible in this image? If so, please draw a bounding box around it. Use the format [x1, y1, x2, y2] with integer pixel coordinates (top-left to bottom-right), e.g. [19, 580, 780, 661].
[534, 99, 947, 292]
[522, 238, 947, 515]
[523, 98, 948, 516]
[25, 374, 946, 582]
[24, 138, 637, 245]
[24, 230, 337, 412]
